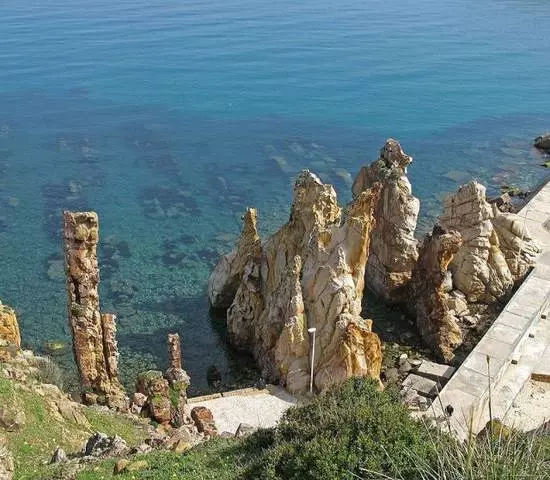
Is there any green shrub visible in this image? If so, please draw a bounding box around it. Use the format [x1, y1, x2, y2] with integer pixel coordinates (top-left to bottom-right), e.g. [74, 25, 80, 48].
[246, 378, 437, 480]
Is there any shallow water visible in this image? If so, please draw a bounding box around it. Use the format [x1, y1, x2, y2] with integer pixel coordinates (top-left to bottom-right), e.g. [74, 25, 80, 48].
[0, 0, 549, 394]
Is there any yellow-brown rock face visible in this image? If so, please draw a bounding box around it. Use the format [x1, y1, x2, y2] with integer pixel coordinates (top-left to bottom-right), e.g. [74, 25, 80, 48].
[0, 303, 20, 361]
[410, 226, 464, 362]
[352, 139, 420, 304]
[209, 170, 382, 393]
[440, 182, 540, 303]
[64, 211, 125, 406]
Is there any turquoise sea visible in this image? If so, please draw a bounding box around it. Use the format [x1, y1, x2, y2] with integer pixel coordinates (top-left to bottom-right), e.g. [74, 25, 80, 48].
[1, 0, 549, 394]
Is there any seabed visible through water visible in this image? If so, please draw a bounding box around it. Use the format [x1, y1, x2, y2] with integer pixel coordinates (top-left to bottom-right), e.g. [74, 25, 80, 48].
[0, 91, 549, 394]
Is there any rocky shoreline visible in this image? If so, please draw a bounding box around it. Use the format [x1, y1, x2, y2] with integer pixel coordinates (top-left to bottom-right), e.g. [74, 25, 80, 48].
[1, 133, 549, 478]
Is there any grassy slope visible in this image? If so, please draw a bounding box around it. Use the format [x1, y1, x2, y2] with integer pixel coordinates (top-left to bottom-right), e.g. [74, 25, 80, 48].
[0, 377, 149, 480]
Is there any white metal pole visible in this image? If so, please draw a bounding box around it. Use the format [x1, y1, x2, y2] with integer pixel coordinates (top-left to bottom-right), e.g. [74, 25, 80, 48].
[308, 327, 316, 394]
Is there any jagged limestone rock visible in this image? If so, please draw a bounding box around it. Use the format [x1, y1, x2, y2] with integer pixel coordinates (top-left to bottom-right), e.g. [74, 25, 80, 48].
[411, 226, 464, 362]
[352, 139, 419, 303]
[63, 211, 126, 407]
[439, 182, 540, 303]
[208, 208, 261, 309]
[0, 303, 20, 362]
[211, 170, 382, 393]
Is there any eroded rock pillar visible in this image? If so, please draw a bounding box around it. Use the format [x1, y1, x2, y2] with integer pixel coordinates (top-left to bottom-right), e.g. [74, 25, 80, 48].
[64, 211, 125, 407]
[0, 302, 21, 362]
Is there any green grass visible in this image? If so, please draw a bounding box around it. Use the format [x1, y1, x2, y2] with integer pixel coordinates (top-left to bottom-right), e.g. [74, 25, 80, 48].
[4, 375, 550, 480]
[74, 439, 251, 480]
[0, 377, 149, 480]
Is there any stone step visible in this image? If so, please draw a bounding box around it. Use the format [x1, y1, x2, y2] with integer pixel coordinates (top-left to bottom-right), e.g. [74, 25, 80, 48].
[531, 345, 550, 383]
[401, 373, 438, 399]
[416, 360, 455, 385]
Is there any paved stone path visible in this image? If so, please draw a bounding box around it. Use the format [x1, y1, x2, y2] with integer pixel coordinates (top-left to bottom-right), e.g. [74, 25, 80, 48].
[430, 180, 550, 438]
[188, 385, 297, 435]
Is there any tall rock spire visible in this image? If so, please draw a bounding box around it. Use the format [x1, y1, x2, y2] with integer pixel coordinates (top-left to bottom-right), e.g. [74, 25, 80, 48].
[64, 211, 126, 408]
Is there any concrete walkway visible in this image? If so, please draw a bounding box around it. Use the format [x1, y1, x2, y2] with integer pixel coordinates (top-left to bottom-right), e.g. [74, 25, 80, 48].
[187, 385, 297, 435]
[429, 180, 550, 438]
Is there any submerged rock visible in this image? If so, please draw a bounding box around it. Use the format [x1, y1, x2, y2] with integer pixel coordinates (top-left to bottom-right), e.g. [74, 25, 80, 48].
[439, 182, 540, 303]
[410, 226, 463, 362]
[209, 170, 382, 393]
[352, 139, 420, 303]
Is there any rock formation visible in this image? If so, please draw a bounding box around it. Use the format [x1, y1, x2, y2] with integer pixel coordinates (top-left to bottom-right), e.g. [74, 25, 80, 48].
[0, 302, 20, 362]
[134, 334, 190, 426]
[0, 434, 14, 480]
[439, 182, 540, 303]
[209, 170, 382, 393]
[534, 133, 550, 150]
[352, 139, 420, 303]
[63, 211, 126, 407]
[410, 226, 464, 362]
[208, 208, 261, 309]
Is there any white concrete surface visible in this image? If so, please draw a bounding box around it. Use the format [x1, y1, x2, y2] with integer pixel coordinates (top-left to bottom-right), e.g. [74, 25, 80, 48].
[188, 385, 297, 434]
[429, 180, 550, 438]
[506, 380, 550, 431]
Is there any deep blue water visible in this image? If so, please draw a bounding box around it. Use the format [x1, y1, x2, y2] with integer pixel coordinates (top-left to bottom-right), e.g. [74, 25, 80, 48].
[0, 0, 549, 393]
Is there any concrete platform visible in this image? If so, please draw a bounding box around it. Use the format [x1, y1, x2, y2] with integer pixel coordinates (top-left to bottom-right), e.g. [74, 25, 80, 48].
[428, 179, 550, 438]
[187, 385, 297, 435]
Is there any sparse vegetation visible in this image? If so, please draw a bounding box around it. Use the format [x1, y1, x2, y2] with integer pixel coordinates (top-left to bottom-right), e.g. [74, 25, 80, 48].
[3, 375, 550, 480]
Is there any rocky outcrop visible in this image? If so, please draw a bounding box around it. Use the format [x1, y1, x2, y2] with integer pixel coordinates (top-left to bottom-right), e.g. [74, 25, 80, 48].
[190, 406, 217, 437]
[0, 434, 14, 480]
[410, 226, 464, 362]
[134, 334, 190, 426]
[534, 133, 550, 150]
[0, 303, 20, 362]
[208, 208, 261, 309]
[352, 139, 419, 303]
[210, 170, 383, 393]
[439, 182, 540, 303]
[63, 211, 126, 407]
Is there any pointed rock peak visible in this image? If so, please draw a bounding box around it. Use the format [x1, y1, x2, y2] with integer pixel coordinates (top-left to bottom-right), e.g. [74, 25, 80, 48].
[380, 138, 412, 171]
[240, 208, 259, 241]
[294, 169, 323, 188]
[290, 169, 340, 229]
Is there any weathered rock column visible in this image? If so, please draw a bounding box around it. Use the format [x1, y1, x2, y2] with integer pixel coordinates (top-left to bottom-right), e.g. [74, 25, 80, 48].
[410, 225, 464, 362]
[352, 139, 420, 303]
[64, 211, 125, 407]
[165, 333, 190, 390]
[0, 302, 21, 362]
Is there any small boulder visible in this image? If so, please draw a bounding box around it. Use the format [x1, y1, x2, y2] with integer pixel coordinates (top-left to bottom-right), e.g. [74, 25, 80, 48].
[534, 133, 550, 151]
[84, 432, 128, 458]
[50, 447, 67, 464]
[191, 406, 217, 437]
